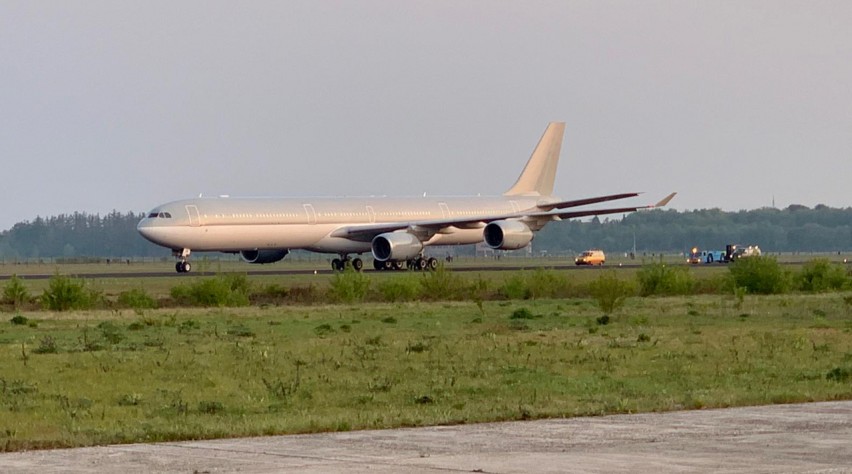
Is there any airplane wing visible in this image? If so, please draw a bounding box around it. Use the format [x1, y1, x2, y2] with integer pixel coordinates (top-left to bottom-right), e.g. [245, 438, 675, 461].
[330, 192, 676, 243]
[535, 192, 641, 211]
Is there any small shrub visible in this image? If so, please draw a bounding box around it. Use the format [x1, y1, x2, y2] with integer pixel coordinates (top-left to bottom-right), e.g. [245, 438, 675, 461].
[500, 274, 531, 300]
[381, 316, 397, 324]
[127, 321, 145, 331]
[637, 333, 651, 342]
[314, 323, 335, 336]
[33, 336, 58, 354]
[177, 319, 201, 333]
[596, 315, 611, 326]
[826, 367, 850, 382]
[329, 268, 371, 303]
[2, 275, 30, 308]
[117, 288, 157, 309]
[527, 269, 568, 299]
[636, 263, 694, 296]
[376, 276, 421, 302]
[41, 274, 101, 311]
[510, 308, 536, 320]
[729, 256, 790, 295]
[589, 271, 633, 314]
[420, 265, 466, 300]
[795, 259, 847, 293]
[170, 274, 250, 307]
[98, 321, 125, 345]
[10, 314, 28, 325]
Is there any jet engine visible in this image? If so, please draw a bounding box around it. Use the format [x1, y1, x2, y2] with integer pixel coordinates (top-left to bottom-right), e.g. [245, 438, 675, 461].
[240, 249, 289, 264]
[483, 220, 533, 250]
[371, 232, 423, 262]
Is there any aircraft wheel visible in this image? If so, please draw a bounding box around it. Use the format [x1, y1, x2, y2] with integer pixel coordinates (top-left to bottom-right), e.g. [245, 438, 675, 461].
[331, 258, 343, 271]
[175, 262, 183, 273]
[184, 262, 191, 273]
[427, 257, 438, 270]
[392, 261, 403, 271]
[373, 259, 383, 270]
[352, 258, 363, 272]
[383, 261, 394, 271]
[417, 258, 427, 271]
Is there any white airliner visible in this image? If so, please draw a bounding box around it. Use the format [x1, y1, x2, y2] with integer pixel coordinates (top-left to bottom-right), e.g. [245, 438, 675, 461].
[137, 122, 675, 273]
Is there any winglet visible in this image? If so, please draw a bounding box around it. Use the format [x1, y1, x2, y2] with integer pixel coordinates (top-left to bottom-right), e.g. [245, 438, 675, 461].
[654, 192, 677, 208]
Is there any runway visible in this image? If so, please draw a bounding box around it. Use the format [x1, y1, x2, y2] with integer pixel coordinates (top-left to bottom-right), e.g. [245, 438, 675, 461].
[1, 263, 637, 280]
[3, 401, 851, 473]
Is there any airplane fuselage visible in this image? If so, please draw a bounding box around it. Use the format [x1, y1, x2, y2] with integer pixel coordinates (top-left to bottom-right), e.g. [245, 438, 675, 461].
[137, 195, 541, 255]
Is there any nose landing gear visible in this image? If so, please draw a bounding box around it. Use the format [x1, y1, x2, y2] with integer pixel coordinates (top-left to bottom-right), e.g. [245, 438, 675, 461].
[173, 248, 192, 273]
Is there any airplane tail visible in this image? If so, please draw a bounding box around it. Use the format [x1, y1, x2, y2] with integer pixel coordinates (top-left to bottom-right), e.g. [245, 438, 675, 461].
[503, 122, 565, 197]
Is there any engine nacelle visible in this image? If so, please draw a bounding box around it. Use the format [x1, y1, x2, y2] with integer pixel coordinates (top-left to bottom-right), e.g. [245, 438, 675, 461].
[483, 220, 533, 250]
[240, 249, 289, 264]
[371, 232, 423, 262]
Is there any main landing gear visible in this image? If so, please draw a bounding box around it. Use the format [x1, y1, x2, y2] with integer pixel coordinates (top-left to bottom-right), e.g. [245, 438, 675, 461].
[173, 248, 192, 273]
[330, 254, 439, 272]
[373, 256, 439, 272]
[331, 255, 364, 272]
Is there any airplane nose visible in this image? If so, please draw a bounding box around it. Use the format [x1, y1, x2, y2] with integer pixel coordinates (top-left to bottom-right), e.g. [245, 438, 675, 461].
[137, 220, 154, 240]
[137, 220, 168, 245]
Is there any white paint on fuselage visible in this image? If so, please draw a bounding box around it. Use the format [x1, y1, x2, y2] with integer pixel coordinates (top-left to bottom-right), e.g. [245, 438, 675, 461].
[137, 195, 542, 254]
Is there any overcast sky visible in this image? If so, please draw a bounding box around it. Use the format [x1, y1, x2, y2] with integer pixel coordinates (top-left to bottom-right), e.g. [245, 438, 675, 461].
[1, 1, 850, 231]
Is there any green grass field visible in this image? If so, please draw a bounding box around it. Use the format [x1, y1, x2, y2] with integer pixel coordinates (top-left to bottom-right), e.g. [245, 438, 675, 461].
[2, 292, 851, 451]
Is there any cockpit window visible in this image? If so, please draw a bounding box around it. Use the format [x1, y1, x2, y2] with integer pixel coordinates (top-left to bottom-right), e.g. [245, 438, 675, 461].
[148, 212, 158, 218]
[147, 212, 173, 219]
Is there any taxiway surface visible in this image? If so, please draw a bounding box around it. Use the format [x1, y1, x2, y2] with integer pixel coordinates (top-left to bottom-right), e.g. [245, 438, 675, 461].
[2, 401, 851, 473]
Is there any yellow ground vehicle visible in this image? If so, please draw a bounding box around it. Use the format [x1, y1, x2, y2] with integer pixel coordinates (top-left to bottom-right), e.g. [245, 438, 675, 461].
[575, 249, 606, 265]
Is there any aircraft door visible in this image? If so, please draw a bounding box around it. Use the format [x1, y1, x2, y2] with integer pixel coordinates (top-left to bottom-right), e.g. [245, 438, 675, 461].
[438, 202, 450, 219]
[185, 205, 201, 227]
[366, 205, 376, 223]
[303, 204, 317, 225]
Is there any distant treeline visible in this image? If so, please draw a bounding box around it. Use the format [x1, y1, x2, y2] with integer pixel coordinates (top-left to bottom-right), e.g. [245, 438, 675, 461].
[533, 205, 852, 255]
[0, 211, 162, 259]
[0, 205, 850, 260]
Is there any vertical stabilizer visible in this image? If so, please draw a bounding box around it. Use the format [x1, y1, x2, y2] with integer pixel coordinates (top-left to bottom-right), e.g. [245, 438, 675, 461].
[503, 122, 565, 197]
